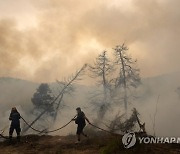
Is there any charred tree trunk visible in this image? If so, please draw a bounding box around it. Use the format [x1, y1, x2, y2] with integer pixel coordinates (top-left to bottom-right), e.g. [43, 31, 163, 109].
[100, 52, 108, 118]
[133, 108, 146, 133]
[117, 46, 128, 114]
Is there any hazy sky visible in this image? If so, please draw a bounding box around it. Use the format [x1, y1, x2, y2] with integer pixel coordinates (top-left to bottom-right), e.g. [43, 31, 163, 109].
[0, 0, 179, 82]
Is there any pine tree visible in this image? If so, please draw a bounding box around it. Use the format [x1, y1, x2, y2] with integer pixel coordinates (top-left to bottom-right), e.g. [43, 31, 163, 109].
[89, 51, 113, 118]
[31, 83, 55, 117]
[113, 44, 141, 113]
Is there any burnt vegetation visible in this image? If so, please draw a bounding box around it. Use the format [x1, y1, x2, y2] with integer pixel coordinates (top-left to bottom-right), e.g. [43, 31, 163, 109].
[88, 44, 143, 133]
[20, 43, 144, 135]
[1, 43, 178, 154]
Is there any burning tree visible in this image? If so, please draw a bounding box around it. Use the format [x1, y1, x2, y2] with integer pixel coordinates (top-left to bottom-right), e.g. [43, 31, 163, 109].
[113, 44, 141, 113]
[89, 51, 113, 119]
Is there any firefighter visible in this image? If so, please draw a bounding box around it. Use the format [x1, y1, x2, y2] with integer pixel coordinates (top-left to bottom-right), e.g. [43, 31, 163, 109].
[72, 107, 91, 143]
[9, 107, 21, 142]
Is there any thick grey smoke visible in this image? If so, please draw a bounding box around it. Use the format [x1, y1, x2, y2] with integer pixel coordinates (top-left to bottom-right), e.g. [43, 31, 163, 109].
[0, 0, 180, 81]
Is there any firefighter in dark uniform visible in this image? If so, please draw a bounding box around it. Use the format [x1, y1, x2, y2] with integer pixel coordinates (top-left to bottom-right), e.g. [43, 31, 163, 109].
[72, 107, 91, 143]
[9, 107, 21, 142]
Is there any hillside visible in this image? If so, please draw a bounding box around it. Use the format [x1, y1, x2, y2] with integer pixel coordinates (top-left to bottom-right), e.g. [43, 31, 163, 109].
[0, 77, 38, 111]
[0, 134, 180, 154]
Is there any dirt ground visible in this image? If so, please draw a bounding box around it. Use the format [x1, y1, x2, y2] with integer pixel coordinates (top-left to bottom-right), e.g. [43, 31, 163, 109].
[0, 135, 104, 154]
[0, 134, 180, 154]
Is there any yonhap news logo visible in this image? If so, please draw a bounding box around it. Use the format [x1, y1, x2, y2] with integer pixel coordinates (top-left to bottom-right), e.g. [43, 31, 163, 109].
[122, 132, 180, 149]
[122, 132, 136, 149]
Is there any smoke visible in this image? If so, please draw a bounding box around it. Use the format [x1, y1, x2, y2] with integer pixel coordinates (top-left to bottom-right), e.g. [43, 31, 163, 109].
[0, 0, 180, 137]
[0, 0, 179, 82]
